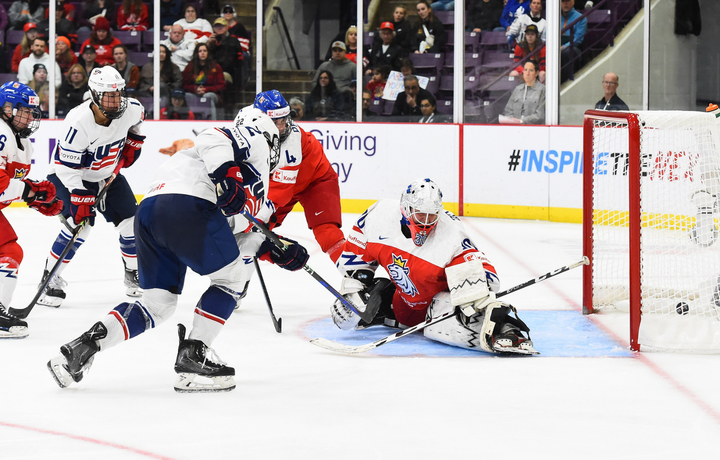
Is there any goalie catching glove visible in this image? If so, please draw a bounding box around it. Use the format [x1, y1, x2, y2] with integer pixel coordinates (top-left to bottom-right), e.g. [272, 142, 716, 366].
[209, 161, 246, 216]
[331, 270, 396, 331]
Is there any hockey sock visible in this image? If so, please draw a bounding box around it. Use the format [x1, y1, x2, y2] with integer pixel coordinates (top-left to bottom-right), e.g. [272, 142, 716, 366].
[0, 256, 19, 307]
[107, 301, 156, 342]
[49, 225, 92, 274]
[189, 285, 237, 345]
[312, 223, 345, 261]
[117, 217, 138, 270]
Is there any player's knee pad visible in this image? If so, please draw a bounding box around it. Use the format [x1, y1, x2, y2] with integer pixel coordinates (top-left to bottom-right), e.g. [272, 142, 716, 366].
[0, 242, 23, 265]
[141, 288, 179, 324]
[312, 223, 345, 254]
[110, 301, 157, 339]
[116, 216, 135, 238]
[424, 292, 486, 350]
[208, 253, 256, 294]
[195, 285, 238, 323]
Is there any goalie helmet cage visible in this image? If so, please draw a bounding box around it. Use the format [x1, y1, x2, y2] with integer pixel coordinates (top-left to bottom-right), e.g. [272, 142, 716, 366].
[582, 108, 720, 353]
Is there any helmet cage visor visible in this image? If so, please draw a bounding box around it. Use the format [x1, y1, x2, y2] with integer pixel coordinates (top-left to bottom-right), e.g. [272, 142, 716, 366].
[402, 207, 439, 246]
[91, 88, 128, 119]
[9, 104, 41, 138]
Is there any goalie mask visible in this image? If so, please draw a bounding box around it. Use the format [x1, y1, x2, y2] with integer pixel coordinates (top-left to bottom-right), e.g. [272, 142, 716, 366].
[400, 178, 443, 246]
[253, 90, 293, 145]
[234, 107, 281, 171]
[0, 81, 41, 138]
[88, 67, 128, 120]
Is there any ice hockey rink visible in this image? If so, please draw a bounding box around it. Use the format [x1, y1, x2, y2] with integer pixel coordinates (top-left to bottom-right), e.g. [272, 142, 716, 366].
[2, 206, 720, 460]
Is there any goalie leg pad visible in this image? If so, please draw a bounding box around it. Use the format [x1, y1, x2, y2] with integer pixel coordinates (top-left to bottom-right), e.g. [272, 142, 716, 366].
[424, 292, 485, 350]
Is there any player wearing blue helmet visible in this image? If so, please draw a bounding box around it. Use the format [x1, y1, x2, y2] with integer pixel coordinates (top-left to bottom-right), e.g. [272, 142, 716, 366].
[0, 81, 61, 338]
[253, 89, 346, 262]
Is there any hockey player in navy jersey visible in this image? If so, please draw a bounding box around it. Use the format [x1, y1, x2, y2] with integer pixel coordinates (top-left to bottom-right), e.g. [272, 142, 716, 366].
[48, 108, 310, 392]
[331, 178, 538, 355]
[38, 66, 146, 308]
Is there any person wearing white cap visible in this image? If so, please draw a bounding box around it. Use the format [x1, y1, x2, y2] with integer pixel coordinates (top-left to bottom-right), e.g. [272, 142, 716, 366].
[313, 40, 356, 93]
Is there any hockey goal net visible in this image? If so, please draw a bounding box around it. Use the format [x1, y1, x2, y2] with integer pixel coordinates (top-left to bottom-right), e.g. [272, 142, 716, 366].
[583, 108, 720, 352]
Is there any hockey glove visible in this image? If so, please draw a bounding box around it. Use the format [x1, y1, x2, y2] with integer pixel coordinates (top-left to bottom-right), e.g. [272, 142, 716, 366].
[29, 197, 63, 216]
[22, 179, 57, 204]
[258, 236, 309, 271]
[121, 132, 146, 168]
[70, 188, 96, 225]
[208, 161, 246, 216]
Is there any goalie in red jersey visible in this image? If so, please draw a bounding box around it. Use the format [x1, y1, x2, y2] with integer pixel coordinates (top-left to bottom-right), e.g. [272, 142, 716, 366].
[331, 178, 538, 355]
[252, 90, 346, 261]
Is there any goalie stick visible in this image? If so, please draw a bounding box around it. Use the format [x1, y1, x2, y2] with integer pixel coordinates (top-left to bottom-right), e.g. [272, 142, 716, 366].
[241, 210, 375, 323]
[310, 256, 590, 355]
[9, 158, 126, 319]
[254, 257, 282, 333]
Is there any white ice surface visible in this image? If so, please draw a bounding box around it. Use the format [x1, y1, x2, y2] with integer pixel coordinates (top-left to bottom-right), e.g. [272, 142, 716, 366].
[2, 207, 720, 460]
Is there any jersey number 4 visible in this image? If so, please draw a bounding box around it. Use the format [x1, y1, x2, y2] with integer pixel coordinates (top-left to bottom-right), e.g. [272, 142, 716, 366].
[285, 150, 297, 164]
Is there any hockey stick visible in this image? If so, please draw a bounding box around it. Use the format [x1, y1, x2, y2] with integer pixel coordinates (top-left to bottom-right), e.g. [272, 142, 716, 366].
[254, 257, 282, 333]
[9, 159, 126, 319]
[310, 256, 590, 355]
[241, 210, 374, 323]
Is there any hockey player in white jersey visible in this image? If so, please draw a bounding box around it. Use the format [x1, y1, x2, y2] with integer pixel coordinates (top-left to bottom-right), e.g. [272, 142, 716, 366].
[0, 81, 61, 338]
[38, 66, 146, 307]
[331, 178, 537, 354]
[48, 108, 310, 392]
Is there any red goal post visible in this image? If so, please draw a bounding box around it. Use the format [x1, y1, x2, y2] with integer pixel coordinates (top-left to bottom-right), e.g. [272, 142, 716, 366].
[582, 108, 720, 352]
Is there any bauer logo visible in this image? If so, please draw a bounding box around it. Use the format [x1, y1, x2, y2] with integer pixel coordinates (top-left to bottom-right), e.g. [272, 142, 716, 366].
[507, 149, 583, 174]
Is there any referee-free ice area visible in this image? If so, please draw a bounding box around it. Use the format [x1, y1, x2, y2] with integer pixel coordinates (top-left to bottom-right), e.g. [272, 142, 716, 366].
[2, 207, 720, 460]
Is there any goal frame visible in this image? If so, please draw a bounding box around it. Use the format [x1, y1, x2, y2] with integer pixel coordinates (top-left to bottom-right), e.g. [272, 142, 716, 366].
[582, 110, 642, 351]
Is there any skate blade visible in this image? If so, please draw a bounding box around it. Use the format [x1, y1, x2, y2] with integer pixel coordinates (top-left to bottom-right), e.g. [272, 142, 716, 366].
[0, 326, 29, 339]
[174, 373, 236, 393]
[47, 356, 73, 388]
[125, 287, 143, 297]
[492, 343, 540, 355]
[37, 296, 63, 308]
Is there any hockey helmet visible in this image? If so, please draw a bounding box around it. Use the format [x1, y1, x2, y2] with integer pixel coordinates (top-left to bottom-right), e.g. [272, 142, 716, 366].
[0, 81, 41, 138]
[400, 178, 443, 246]
[234, 107, 281, 171]
[88, 66, 127, 119]
[253, 89, 293, 144]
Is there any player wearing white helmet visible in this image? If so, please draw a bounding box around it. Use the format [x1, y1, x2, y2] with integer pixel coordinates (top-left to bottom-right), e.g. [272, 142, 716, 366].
[48, 106, 309, 392]
[331, 178, 538, 355]
[37, 66, 146, 308]
[0, 81, 61, 338]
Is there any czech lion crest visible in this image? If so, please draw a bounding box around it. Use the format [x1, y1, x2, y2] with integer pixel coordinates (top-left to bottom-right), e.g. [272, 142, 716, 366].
[387, 254, 418, 297]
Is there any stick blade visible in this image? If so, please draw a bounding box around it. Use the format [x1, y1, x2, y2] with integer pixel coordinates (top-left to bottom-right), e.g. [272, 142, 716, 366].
[309, 337, 375, 355]
[275, 317, 282, 333]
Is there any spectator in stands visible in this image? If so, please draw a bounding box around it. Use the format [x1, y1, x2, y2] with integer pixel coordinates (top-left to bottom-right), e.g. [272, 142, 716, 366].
[467, 0, 503, 34]
[366, 65, 390, 100]
[343, 26, 360, 65]
[117, 0, 149, 31]
[367, 22, 405, 74]
[11, 22, 39, 73]
[138, 44, 181, 100]
[595, 72, 629, 111]
[560, 0, 586, 82]
[371, 6, 412, 54]
[400, 58, 415, 77]
[161, 88, 195, 119]
[161, 0, 185, 32]
[39, 2, 77, 49]
[0, 5, 9, 36]
[411, 1, 446, 54]
[501, 60, 545, 124]
[9, 0, 43, 31]
[18, 37, 61, 86]
[162, 24, 195, 72]
[28, 63, 50, 115]
[55, 36, 77, 75]
[418, 93, 451, 123]
[430, 0, 453, 12]
[57, 63, 88, 117]
[509, 24, 545, 83]
[207, 17, 244, 91]
[182, 42, 224, 119]
[305, 70, 345, 122]
[81, 16, 122, 66]
[314, 41, 356, 93]
[507, 0, 545, 46]
[175, 3, 212, 43]
[391, 74, 432, 121]
[78, 0, 116, 32]
[500, 0, 530, 31]
[55, 0, 76, 23]
[111, 44, 139, 90]
[289, 97, 304, 121]
[222, 4, 251, 55]
[361, 89, 377, 120]
[78, 44, 101, 75]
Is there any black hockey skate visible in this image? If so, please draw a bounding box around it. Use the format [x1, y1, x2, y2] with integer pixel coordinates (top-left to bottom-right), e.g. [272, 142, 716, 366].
[37, 269, 67, 308]
[492, 323, 539, 355]
[123, 261, 142, 297]
[0, 303, 28, 339]
[174, 324, 236, 393]
[47, 322, 107, 388]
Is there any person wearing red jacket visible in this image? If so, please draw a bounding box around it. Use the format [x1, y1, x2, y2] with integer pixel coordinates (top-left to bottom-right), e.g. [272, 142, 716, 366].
[11, 22, 39, 73]
[117, 0, 148, 31]
[80, 16, 122, 66]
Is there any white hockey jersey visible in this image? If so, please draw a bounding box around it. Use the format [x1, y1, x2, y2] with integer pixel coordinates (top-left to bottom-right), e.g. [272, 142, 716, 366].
[336, 199, 499, 326]
[0, 121, 34, 207]
[145, 125, 271, 220]
[50, 99, 145, 191]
